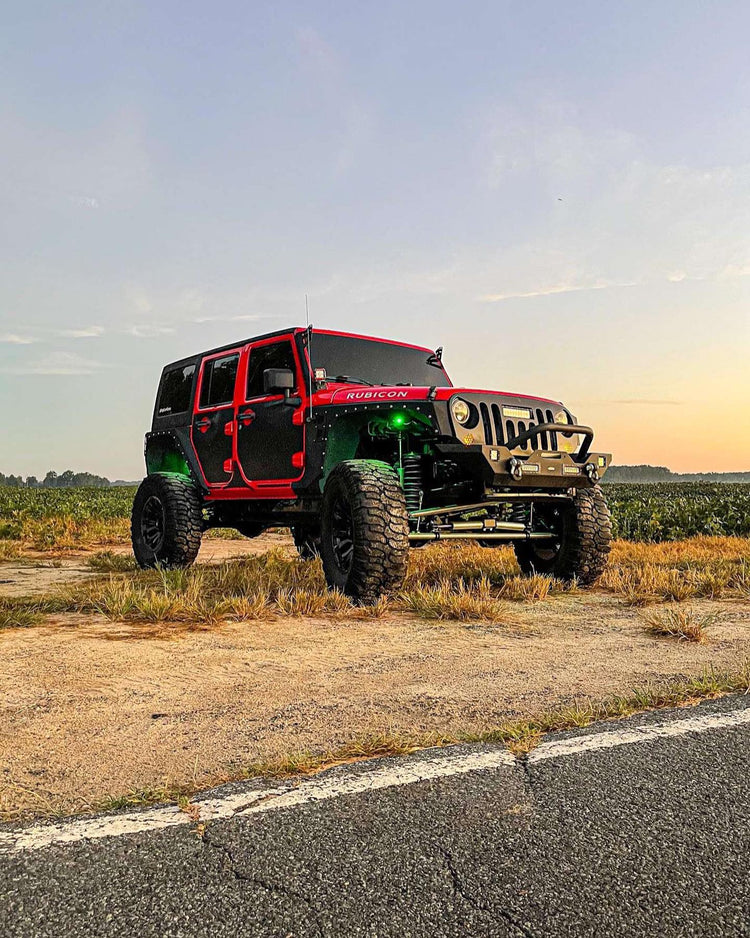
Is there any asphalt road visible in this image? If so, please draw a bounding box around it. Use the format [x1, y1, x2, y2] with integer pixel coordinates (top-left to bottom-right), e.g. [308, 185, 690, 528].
[3, 695, 749, 937]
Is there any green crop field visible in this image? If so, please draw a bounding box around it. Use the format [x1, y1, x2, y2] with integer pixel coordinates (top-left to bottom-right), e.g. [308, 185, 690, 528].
[604, 482, 750, 541]
[0, 482, 749, 546]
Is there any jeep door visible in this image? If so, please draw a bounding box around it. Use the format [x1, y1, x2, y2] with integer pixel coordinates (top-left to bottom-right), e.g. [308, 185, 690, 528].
[235, 336, 305, 483]
[191, 348, 242, 485]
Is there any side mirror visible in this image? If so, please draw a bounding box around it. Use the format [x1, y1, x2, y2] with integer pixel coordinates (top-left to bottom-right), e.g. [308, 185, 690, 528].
[263, 368, 295, 396]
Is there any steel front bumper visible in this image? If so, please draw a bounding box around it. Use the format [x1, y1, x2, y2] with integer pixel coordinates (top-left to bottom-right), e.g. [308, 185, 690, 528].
[436, 421, 610, 489]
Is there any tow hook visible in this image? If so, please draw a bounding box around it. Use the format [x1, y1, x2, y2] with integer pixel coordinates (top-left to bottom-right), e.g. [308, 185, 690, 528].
[509, 457, 523, 481]
[585, 463, 600, 482]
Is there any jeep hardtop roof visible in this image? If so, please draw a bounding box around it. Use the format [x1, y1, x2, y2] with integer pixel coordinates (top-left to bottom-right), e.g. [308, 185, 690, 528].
[161, 327, 436, 373]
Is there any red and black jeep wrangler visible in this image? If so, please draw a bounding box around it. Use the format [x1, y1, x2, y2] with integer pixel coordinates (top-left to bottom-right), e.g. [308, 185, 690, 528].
[132, 327, 612, 602]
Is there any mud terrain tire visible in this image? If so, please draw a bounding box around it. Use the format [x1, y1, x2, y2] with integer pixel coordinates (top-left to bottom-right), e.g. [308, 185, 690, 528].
[514, 484, 612, 585]
[131, 474, 203, 569]
[320, 460, 409, 603]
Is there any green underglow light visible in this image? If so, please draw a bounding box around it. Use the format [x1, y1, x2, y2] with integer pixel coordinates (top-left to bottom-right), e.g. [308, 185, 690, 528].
[389, 411, 408, 429]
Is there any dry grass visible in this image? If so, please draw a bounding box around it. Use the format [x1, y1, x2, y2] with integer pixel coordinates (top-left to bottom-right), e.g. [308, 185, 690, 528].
[643, 606, 717, 644]
[4, 536, 750, 631]
[399, 576, 509, 622]
[0, 597, 43, 629]
[0, 541, 21, 562]
[494, 660, 750, 754]
[87, 550, 138, 573]
[37, 547, 529, 627]
[601, 537, 750, 604]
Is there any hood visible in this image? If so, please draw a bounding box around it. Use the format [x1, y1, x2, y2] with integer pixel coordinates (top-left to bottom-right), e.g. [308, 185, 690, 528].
[317, 383, 561, 407]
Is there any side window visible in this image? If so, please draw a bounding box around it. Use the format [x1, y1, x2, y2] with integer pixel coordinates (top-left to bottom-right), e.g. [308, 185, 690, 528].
[199, 354, 239, 409]
[246, 341, 298, 399]
[157, 364, 195, 415]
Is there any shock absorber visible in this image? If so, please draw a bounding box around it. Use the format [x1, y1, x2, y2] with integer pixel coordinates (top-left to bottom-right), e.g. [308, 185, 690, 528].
[509, 503, 529, 528]
[403, 453, 423, 514]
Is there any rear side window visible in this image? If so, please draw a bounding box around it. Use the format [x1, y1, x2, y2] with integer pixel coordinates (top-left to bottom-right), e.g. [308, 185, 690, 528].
[199, 354, 239, 408]
[157, 364, 195, 415]
[246, 341, 297, 399]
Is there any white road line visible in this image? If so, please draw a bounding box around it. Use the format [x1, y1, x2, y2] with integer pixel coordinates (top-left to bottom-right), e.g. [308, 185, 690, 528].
[528, 706, 750, 764]
[0, 805, 189, 853]
[2, 705, 748, 854]
[237, 747, 516, 817]
[0, 748, 515, 853]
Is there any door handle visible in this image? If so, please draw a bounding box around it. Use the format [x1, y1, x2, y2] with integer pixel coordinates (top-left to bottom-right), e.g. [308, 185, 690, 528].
[195, 417, 211, 433]
[238, 408, 255, 426]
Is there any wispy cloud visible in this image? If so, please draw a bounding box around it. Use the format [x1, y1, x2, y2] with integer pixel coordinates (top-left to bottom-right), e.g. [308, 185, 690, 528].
[479, 278, 637, 303]
[477, 100, 750, 300]
[125, 323, 175, 338]
[69, 195, 99, 209]
[0, 333, 36, 344]
[610, 399, 682, 406]
[3, 351, 106, 375]
[189, 313, 266, 324]
[57, 326, 105, 338]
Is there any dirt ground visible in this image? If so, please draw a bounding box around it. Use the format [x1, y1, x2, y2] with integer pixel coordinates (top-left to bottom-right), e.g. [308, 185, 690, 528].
[1, 536, 749, 820]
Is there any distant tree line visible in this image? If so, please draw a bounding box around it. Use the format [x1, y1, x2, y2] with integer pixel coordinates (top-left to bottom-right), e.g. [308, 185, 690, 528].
[606, 464, 750, 483]
[0, 470, 133, 488]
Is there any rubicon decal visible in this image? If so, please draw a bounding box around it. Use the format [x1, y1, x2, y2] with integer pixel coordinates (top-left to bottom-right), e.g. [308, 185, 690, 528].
[344, 390, 410, 400]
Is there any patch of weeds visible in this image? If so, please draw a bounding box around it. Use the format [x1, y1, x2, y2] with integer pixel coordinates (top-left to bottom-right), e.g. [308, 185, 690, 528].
[0, 597, 44, 629]
[87, 551, 137, 573]
[0, 541, 21, 562]
[498, 574, 555, 602]
[93, 783, 194, 815]
[482, 661, 750, 755]
[399, 576, 509, 622]
[643, 606, 717, 644]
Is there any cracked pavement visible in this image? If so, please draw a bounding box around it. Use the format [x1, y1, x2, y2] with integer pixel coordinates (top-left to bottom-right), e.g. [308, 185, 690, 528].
[2, 695, 749, 937]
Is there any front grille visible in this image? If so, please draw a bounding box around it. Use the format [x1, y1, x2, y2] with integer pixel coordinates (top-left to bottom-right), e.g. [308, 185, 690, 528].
[477, 401, 558, 451]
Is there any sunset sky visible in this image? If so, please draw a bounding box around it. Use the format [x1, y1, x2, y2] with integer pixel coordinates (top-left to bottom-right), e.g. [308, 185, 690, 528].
[1, 1, 749, 478]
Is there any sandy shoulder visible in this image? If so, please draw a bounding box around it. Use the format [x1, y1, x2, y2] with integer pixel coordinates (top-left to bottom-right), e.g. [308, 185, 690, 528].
[1, 579, 749, 819]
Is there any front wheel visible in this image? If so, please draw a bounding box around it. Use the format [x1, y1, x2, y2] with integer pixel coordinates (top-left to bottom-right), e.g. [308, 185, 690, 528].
[514, 485, 612, 585]
[320, 460, 409, 603]
[131, 474, 203, 569]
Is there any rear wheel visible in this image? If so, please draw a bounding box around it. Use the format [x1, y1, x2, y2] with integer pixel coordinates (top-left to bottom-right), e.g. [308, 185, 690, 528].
[320, 460, 409, 603]
[291, 523, 321, 560]
[514, 485, 612, 585]
[131, 474, 203, 569]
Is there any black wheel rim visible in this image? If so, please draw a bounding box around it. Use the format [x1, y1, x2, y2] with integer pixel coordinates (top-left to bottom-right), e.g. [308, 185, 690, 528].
[141, 495, 166, 552]
[532, 544, 560, 562]
[330, 496, 354, 574]
[532, 507, 564, 562]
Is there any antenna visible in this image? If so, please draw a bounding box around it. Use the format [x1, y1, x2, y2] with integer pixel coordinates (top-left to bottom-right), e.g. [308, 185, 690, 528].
[305, 295, 313, 423]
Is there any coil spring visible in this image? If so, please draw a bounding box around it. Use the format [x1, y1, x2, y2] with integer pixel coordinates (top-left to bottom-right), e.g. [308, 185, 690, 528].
[403, 453, 423, 514]
[509, 503, 529, 527]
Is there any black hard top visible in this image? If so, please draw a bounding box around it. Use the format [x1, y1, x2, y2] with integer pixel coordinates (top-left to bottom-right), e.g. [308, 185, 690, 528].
[162, 326, 306, 372]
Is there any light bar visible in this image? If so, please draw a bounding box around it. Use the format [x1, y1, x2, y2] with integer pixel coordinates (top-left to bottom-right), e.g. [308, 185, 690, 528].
[503, 406, 532, 420]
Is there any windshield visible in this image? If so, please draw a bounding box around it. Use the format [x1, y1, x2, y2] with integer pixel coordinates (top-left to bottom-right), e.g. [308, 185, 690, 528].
[308, 332, 452, 387]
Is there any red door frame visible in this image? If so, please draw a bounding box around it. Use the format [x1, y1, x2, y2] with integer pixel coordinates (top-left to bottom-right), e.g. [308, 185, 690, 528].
[204, 332, 308, 501]
[191, 346, 245, 490]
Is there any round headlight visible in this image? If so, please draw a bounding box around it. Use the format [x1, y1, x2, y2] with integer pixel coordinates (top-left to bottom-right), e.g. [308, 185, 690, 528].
[554, 408, 577, 453]
[451, 398, 471, 425]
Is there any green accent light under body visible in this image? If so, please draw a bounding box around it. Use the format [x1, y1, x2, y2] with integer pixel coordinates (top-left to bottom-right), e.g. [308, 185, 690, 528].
[158, 452, 190, 476]
[388, 411, 408, 430]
